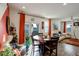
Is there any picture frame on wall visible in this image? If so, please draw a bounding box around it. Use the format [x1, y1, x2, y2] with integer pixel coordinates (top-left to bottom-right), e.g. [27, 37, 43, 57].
[42, 21, 44, 29]
[53, 23, 58, 30]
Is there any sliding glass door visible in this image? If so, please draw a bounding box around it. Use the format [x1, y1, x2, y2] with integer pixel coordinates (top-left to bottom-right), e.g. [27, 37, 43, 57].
[25, 23, 30, 36]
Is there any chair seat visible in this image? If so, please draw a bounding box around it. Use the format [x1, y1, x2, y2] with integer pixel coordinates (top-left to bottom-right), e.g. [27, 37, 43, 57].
[45, 45, 56, 50]
[44, 38, 59, 56]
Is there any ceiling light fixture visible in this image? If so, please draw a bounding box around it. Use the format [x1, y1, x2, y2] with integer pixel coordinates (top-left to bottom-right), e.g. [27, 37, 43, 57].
[22, 6, 26, 9]
[63, 3, 67, 5]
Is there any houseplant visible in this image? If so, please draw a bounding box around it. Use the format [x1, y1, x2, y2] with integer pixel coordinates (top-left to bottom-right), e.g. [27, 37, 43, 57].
[0, 47, 15, 56]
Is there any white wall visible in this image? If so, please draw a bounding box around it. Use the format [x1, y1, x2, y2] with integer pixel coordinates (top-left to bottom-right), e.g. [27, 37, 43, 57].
[0, 3, 7, 21]
[9, 7, 20, 39]
[72, 18, 79, 39]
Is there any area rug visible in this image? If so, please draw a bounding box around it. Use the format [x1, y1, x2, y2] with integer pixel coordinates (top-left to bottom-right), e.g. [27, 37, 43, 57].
[61, 38, 79, 47]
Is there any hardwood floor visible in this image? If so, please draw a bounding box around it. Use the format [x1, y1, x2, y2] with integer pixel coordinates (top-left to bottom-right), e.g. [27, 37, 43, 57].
[58, 43, 79, 56]
[32, 42, 79, 56]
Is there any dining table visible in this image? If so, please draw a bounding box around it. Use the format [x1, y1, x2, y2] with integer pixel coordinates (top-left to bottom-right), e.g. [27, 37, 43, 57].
[43, 37, 59, 56]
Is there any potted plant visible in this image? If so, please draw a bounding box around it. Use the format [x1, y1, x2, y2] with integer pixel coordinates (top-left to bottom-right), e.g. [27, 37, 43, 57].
[0, 47, 15, 56]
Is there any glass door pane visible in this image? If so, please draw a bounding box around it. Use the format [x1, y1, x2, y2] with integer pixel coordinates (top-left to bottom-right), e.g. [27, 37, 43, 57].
[66, 21, 72, 33]
[25, 24, 30, 36]
[32, 23, 39, 33]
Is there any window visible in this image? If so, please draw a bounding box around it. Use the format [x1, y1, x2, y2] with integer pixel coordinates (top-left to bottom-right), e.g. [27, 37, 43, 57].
[66, 22, 72, 32]
[44, 21, 48, 33]
[32, 23, 39, 33]
[25, 24, 30, 36]
[53, 23, 58, 30]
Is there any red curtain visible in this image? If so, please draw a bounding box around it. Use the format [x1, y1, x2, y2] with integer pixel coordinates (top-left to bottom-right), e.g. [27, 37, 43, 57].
[48, 19, 51, 38]
[0, 4, 9, 51]
[63, 21, 66, 33]
[19, 13, 25, 44]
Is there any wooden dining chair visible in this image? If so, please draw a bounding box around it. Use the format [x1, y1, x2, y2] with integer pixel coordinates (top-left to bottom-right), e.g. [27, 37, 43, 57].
[44, 37, 59, 56]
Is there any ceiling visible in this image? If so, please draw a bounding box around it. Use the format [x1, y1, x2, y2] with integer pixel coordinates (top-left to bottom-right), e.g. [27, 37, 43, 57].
[9, 3, 79, 19]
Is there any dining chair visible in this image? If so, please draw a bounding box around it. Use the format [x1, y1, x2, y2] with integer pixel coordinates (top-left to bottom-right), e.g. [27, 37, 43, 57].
[32, 34, 40, 56]
[44, 37, 59, 56]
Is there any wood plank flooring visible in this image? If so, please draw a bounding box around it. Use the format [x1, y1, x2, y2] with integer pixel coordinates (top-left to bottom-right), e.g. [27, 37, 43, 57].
[58, 43, 79, 56]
